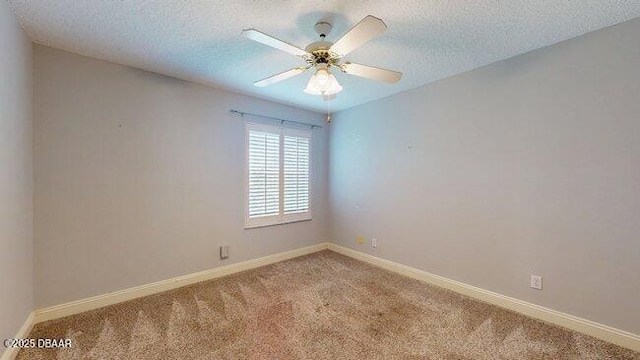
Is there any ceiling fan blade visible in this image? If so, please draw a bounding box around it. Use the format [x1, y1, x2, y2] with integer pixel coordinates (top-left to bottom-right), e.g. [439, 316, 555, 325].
[341, 62, 402, 83]
[330, 15, 387, 57]
[254, 67, 308, 87]
[242, 29, 308, 57]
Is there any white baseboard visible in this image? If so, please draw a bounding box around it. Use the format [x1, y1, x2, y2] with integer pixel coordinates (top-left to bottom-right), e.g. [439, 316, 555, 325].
[1, 312, 36, 360]
[34, 243, 329, 324]
[327, 243, 640, 352]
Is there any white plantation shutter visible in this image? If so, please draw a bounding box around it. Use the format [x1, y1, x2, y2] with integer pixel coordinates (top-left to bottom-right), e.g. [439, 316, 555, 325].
[247, 124, 280, 221]
[283, 130, 310, 214]
[245, 123, 311, 228]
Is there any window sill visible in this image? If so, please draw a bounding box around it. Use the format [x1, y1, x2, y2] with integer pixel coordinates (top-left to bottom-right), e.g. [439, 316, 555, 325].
[245, 217, 312, 230]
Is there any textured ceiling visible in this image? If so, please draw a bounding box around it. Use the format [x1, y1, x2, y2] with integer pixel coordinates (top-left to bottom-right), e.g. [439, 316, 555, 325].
[7, 0, 640, 112]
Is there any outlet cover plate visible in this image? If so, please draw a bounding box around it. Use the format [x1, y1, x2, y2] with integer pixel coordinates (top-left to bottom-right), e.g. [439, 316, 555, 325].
[530, 275, 543, 290]
[220, 245, 229, 259]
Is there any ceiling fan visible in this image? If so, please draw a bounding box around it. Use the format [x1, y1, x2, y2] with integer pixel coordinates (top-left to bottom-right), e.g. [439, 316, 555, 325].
[242, 15, 402, 97]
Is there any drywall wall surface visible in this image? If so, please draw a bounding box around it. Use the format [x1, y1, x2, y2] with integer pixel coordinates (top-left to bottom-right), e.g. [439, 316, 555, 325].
[330, 18, 640, 334]
[34, 46, 329, 307]
[0, 0, 34, 343]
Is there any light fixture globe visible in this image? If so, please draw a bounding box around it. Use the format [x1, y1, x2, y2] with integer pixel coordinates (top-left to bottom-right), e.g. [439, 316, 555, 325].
[323, 74, 343, 95]
[303, 76, 322, 95]
[315, 69, 330, 86]
[304, 64, 343, 96]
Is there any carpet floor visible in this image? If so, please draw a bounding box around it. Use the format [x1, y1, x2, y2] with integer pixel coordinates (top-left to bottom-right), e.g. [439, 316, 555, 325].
[18, 250, 639, 359]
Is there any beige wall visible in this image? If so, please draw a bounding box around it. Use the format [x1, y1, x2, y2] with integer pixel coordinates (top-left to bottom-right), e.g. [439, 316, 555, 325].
[330, 18, 640, 334]
[34, 46, 329, 308]
[0, 0, 33, 343]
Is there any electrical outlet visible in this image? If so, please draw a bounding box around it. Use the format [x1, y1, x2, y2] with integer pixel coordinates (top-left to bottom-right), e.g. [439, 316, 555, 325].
[220, 245, 229, 260]
[371, 238, 377, 248]
[356, 236, 364, 244]
[530, 275, 543, 290]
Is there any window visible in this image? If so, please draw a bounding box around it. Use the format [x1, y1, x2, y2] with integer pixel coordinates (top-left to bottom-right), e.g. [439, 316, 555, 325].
[245, 122, 311, 228]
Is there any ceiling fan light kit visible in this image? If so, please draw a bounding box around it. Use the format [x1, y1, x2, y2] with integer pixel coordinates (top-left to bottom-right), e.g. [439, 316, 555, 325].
[242, 15, 402, 98]
[304, 64, 343, 96]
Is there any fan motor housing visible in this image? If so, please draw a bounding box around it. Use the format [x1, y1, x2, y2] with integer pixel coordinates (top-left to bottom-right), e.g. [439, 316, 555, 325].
[305, 41, 337, 66]
[305, 41, 333, 53]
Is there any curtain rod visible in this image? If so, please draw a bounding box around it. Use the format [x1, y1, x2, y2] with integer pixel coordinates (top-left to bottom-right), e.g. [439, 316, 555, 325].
[229, 110, 322, 129]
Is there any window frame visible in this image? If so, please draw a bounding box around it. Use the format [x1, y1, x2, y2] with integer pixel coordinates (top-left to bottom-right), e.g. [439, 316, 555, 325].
[244, 122, 312, 229]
